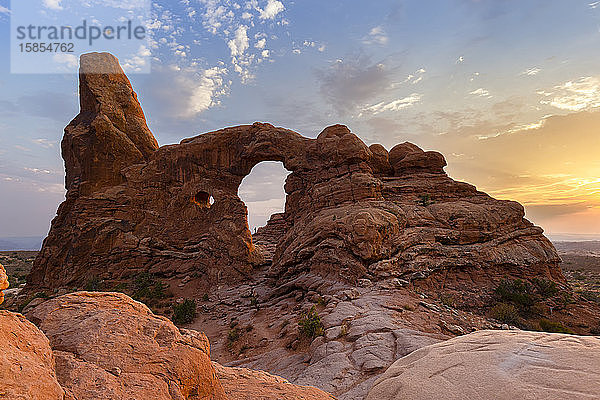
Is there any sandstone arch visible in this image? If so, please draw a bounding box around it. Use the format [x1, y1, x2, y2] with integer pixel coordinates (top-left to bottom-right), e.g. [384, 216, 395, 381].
[27, 53, 562, 295]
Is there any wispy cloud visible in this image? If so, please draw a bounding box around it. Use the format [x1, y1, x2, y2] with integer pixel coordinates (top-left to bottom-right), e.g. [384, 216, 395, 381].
[42, 0, 62, 10]
[541, 76, 600, 111]
[0, 5, 10, 14]
[146, 64, 229, 119]
[361, 93, 422, 115]
[520, 67, 541, 76]
[317, 56, 395, 115]
[362, 26, 388, 45]
[469, 88, 492, 98]
[258, 0, 284, 20]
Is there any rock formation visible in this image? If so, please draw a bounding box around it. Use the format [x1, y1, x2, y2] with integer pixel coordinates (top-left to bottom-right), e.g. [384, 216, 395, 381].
[0, 311, 66, 400]
[0, 291, 333, 400]
[366, 330, 600, 400]
[27, 291, 227, 399]
[0, 263, 7, 305]
[27, 52, 561, 298]
[214, 363, 337, 400]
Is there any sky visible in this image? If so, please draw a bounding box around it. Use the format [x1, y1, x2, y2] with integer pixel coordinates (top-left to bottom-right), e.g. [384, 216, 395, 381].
[0, 0, 599, 241]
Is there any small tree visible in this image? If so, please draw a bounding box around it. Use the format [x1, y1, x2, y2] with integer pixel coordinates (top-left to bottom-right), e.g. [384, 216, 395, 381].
[172, 299, 197, 324]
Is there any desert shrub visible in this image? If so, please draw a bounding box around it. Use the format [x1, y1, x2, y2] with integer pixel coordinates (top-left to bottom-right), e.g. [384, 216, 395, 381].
[172, 299, 197, 324]
[495, 279, 536, 309]
[532, 278, 559, 298]
[228, 327, 240, 343]
[250, 296, 259, 309]
[581, 291, 600, 304]
[490, 303, 520, 325]
[418, 194, 432, 206]
[538, 319, 573, 334]
[298, 306, 324, 338]
[132, 272, 167, 301]
[440, 294, 456, 308]
[84, 276, 103, 292]
[202, 293, 209, 301]
[112, 282, 128, 293]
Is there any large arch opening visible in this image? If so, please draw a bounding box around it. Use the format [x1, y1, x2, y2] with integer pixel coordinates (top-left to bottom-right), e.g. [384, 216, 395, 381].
[238, 161, 290, 234]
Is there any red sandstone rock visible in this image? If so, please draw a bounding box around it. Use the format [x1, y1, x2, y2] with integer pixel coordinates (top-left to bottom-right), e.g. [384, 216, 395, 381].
[0, 311, 66, 400]
[27, 53, 561, 299]
[0, 263, 8, 305]
[214, 363, 337, 400]
[27, 292, 227, 400]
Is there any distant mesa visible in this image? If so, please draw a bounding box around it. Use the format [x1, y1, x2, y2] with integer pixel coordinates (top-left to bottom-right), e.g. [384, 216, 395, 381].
[27, 52, 561, 300]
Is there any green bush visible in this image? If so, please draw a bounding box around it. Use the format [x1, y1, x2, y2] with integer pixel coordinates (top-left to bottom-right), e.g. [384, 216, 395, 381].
[298, 306, 324, 338]
[490, 303, 520, 325]
[538, 319, 573, 334]
[84, 276, 103, 292]
[418, 194, 432, 206]
[132, 272, 167, 301]
[495, 279, 536, 309]
[172, 299, 197, 324]
[228, 327, 240, 344]
[532, 278, 559, 298]
[112, 282, 128, 293]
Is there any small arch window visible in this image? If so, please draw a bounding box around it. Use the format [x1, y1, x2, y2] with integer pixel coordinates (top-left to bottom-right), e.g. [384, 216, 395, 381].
[192, 191, 215, 208]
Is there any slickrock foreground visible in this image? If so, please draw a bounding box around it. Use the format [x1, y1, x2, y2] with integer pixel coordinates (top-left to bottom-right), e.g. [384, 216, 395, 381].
[0, 291, 334, 399]
[366, 330, 600, 400]
[0, 311, 65, 400]
[27, 292, 227, 400]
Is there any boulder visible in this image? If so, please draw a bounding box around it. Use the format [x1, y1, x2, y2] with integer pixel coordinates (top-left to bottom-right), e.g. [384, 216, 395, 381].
[366, 330, 600, 400]
[0, 263, 8, 305]
[0, 311, 66, 400]
[27, 291, 227, 400]
[213, 363, 336, 400]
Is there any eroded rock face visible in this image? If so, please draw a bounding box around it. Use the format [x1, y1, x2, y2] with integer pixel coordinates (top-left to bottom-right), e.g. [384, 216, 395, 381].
[27, 52, 561, 296]
[214, 363, 336, 400]
[0, 311, 66, 400]
[27, 292, 227, 400]
[366, 330, 600, 400]
[0, 263, 8, 305]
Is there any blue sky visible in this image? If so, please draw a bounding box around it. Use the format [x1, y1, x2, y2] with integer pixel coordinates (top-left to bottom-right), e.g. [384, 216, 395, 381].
[1, 0, 600, 238]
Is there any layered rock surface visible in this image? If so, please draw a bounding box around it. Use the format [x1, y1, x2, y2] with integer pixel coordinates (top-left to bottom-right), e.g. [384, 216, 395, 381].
[27, 291, 227, 400]
[28, 52, 561, 296]
[366, 330, 600, 400]
[0, 311, 66, 400]
[0, 291, 334, 400]
[0, 263, 7, 305]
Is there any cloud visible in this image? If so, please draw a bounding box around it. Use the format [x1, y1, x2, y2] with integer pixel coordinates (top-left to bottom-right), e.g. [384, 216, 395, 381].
[145, 64, 229, 119]
[258, 0, 284, 20]
[362, 26, 388, 45]
[42, 0, 62, 10]
[32, 139, 58, 149]
[255, 38, 266, 49]
[53, 54, 78, 70]
[317, 56, 395, 115]
[469, 88, 491, 98]
[541, 76, 600, 111]
[520, 67, 541, 76]
[228, 25, 249, 57]
[361, 94, 422, 115]
[0, 5, 10, 14]
[590, 1, 600, 9]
